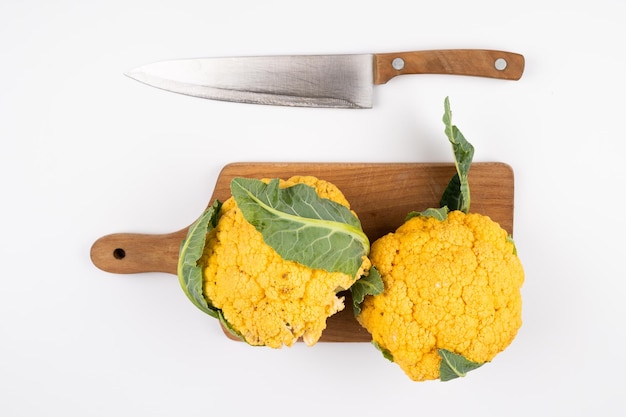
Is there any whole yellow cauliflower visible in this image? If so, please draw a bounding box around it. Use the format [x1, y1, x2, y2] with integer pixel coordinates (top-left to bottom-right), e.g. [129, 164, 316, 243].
[184, 176, 370, 348]
[357, 210, 523, 381]
[356, 97, 524, 381]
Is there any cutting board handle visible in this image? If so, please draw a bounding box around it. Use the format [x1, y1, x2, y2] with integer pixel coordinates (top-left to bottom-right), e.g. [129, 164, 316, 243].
[90, 230, 187, 275]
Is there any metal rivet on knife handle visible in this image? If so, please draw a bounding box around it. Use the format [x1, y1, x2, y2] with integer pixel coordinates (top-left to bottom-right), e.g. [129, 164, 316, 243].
[373, 49, 525, 84]
[392, 57, 405, 70]
[495, 57, 508, 71]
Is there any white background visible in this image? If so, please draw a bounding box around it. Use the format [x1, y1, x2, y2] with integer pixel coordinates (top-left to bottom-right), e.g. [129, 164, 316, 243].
[2, 1, 624, 416]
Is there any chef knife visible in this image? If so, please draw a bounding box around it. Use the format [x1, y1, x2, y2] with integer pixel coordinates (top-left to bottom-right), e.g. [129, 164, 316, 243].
[126, 49, 524, 109]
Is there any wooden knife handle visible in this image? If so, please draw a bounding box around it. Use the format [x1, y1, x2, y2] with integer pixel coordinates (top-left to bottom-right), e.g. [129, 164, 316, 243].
[90, 230, 187, 275]
[373, 49, 524, 84]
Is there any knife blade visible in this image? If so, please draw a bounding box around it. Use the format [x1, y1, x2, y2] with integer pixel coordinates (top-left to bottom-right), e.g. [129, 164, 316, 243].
[126, 49, 524, 109]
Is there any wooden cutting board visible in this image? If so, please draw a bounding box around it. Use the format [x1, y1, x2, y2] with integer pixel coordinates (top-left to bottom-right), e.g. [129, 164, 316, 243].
[91, 162, 515, 343]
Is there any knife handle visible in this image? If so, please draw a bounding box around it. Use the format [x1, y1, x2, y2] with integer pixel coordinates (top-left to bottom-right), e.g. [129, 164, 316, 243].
[373, 49, 524, 84]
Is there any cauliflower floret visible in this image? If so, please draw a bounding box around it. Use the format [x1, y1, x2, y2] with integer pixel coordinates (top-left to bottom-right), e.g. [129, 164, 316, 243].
[201, 176, 370, 348]
[357, 210, 524, 381]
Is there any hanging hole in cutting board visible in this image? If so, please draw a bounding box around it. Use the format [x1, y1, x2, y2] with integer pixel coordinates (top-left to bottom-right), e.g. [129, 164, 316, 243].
[113, 248, 126, 260]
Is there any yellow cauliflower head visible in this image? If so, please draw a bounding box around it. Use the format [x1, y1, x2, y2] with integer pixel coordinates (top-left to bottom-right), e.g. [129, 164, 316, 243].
[357, 210, 524, 381]
[200, 176, 370, 348]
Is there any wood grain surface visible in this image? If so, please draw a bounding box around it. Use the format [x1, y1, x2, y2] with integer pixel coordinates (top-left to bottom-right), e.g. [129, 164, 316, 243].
[374, 49, 524, 84]
[91, 162, 515, 342]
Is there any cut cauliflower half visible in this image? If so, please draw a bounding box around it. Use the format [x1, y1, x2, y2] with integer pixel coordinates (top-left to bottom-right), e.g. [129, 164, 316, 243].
[178, 175, 371, 348]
